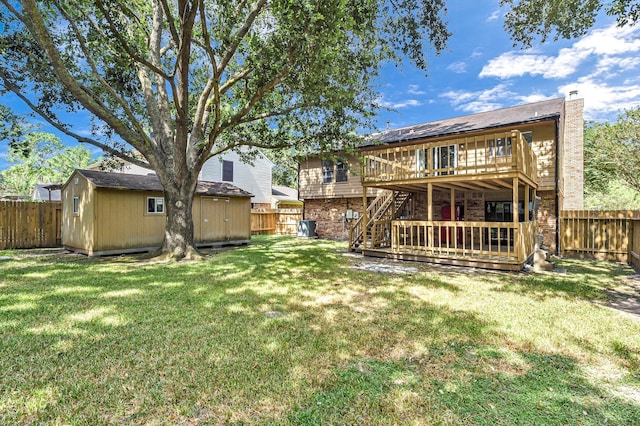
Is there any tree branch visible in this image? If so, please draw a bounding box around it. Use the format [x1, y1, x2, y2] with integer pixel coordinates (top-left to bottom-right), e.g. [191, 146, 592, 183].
[1, 77, 150, 169]
[18, 0, 151, 151]
[216, 0, 269, 76]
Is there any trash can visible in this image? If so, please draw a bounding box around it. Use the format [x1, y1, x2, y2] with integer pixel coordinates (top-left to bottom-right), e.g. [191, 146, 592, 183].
[297, 220, 317, 238]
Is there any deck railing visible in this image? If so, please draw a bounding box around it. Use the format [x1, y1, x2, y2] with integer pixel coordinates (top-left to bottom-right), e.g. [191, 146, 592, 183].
[373, 220, 536, 264]
[362, 130, 537, 184]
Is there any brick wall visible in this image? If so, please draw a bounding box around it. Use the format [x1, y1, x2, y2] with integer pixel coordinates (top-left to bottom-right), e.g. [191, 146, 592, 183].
[304, 197, 364, 240]
[536, 190, 557, 251]
[563, 98, 584, 209]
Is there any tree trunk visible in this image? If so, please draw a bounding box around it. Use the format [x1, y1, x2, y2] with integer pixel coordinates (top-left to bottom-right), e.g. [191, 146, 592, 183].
[158, 177, 201, 261]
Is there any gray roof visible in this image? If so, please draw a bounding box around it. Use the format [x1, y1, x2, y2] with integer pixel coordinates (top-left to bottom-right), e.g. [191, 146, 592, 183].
[32, 183, 62, 201]
[73, 169, 253, 197]
[272, 185, 298, 200]
[367, 98, 565, 146]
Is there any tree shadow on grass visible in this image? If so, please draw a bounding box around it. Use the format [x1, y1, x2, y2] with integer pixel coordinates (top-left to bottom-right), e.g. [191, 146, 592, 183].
[492, 258, 636, 302]
[286, 350, 640, 425]
[1, 236, 639, 424]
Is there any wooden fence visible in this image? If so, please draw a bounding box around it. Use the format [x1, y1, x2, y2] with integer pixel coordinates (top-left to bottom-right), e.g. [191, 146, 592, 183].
[0, 201, 62, 249]
[560, 210, 640, 265]
[251, 209, 302, 236]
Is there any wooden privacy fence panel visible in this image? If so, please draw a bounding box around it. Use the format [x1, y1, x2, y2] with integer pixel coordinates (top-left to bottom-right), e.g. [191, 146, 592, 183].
[0, 201, 62, 249]
[631, 219, 640, 270]
[560, 210, 640, 263]
[251, 209, 302, 236]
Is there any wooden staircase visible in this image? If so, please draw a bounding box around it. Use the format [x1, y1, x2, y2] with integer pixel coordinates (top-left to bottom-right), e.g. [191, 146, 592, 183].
[349, 190, 412, 251]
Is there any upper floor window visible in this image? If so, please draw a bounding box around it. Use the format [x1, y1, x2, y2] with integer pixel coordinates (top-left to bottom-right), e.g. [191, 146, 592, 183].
[489, 137, 512, 157]
[522, 131, 533, 145]
[322, 159, 334, 183]
[336, 161, 348, 182]
[147, 197, 165, 214]
[222, 160, 233, 182]
[322, 159, 348, 183]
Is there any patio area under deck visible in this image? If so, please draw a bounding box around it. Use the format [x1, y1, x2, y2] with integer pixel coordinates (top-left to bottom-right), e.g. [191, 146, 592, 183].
[355, 130, 539, 271]
[362, 220, 537, 271]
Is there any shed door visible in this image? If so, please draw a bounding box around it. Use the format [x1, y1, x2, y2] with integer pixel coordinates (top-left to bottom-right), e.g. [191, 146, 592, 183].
[200, 197, 229, 241]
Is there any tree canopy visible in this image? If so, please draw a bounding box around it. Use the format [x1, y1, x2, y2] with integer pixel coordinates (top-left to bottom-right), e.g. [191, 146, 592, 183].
[0, 0, 450, 259]
[501, 0, 640, 46]
[0, 132, 92, 195]
[583, 107, 640, 209]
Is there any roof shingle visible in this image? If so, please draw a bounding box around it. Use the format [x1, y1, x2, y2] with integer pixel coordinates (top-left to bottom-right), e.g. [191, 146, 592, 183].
[73, 169, 253, 197]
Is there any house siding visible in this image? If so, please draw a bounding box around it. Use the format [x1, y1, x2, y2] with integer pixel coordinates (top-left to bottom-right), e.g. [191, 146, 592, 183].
[200, 149, 272, 206]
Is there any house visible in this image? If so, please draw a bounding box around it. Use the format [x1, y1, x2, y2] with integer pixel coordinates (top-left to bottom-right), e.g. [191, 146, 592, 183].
[88, 146, 274, 208]
[271, 185, 302, 209]
[298, 96, 584, 271]
[62, 169, 252, 256]
[32, 183, 62, 201]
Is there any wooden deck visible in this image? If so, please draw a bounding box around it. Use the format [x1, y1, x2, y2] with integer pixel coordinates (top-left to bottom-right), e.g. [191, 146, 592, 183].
[360, 220, 536, 271]
[361, 130, 537, 192]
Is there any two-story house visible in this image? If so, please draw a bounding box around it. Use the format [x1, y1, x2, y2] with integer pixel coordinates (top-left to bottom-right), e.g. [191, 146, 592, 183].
[299, 97, 584, 271]
[90, 146, 274, 208]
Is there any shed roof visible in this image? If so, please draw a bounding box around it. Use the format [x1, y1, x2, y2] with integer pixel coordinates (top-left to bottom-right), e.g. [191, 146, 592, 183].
[72, 169, 253, 197]
[366, 97, 565, 146]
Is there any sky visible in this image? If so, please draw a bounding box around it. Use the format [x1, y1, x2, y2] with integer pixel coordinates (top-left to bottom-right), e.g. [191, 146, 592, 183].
[2, 0, 640, 171]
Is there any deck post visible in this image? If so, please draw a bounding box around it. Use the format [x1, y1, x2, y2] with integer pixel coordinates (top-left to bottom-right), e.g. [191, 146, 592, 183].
[450, 188, 456, 250]
[513, 177, 520, 261]
[524, 183, 530, 222]
[427, 183, 433, 248]
[362, 189, 368, 251]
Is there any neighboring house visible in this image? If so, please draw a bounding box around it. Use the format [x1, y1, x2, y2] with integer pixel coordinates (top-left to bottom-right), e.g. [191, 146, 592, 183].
[32, 183, 62, 201]
[299, 96, 584, 271]
[271, 185, 302, 209]
[88, 147, 274, 208]
[200, 148, 273, 208]
[62, 169, 252, 256]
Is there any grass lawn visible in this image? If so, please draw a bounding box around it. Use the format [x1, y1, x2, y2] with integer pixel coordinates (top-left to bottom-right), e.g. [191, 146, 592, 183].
[1, 235, 639, 425]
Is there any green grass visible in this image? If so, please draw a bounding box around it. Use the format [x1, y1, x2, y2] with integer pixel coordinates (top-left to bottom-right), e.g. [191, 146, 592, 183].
[1, 235, 639, 424]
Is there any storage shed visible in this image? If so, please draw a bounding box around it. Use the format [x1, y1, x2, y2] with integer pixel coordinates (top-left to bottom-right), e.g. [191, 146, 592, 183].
[62, 169, 252, 256]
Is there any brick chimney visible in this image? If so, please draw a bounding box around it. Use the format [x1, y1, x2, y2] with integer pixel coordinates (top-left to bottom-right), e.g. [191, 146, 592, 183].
[563, 94, 584, 209]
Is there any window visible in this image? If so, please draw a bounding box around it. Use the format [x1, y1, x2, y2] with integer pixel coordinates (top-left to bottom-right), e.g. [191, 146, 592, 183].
[489, 137, 512, 157]
[336, 161, 348, 182]
[322, 159, 334, 183]
[222, 160, 233, 182]
[432, 145, 457, 175]
[73, 196, 79, 215]
[522, 131, 533, 145]
[147, 197, 164, 214]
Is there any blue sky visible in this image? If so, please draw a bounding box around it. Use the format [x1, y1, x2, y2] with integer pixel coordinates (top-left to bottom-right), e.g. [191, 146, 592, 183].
[2, 0, 640, 170]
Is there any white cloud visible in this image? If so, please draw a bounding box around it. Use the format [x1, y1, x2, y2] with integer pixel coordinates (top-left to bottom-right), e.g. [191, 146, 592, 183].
[558, 78, 640, 120]
[407, 84, 426, 95]
[486, 9, 500, 22]
[447, 61, 467, 73]
[440, 84, 516, 113]
[480, 23, 640, 80]
[440, 84, 557, 114]
[376, 97, 422, 109]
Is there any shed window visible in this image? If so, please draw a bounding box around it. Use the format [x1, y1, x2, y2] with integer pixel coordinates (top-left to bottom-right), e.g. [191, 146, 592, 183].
[147, 197, 165, 214]
[322, 160, 334, 183]
[222, 160, 233, 182]
[73, 196, 79, 215]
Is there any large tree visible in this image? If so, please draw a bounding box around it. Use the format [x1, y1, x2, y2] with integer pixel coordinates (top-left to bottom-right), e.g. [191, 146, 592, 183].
[501, 0, 640, 46]
[583, 107, 640, 208]
[0, 0, 450, 260]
